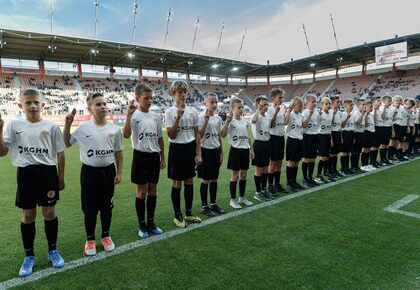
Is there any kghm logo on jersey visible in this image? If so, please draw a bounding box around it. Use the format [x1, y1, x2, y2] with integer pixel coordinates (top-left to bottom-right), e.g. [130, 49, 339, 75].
[87, 149, 114, 158]
[18, 146, 49, 155]
[232, 135, 248, 141]
[205, 132, 219, 139]
[177, 126, 194, 133]
[291, 124, 302, 129]
[139, 132, 158, 140]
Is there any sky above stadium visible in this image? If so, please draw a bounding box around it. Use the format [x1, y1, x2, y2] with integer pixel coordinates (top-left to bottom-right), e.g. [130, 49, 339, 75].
[0, 0, 419, 65]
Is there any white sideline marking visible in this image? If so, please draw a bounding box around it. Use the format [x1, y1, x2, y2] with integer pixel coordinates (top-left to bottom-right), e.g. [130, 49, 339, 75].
[0, 157, 418, 290]
[384, 194, 420, 219]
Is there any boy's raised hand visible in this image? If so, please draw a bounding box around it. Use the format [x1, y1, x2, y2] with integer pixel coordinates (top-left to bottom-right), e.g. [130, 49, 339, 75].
[65, 108, 76, 125]
[176, 100, 185, 119]
[227, 111, 233, 122]
[127, 100, 137, 116]
[204, 109, 211, 122]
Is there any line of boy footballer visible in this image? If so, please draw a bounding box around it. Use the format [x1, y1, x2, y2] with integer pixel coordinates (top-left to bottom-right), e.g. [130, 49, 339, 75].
[0, 80, 419, 278]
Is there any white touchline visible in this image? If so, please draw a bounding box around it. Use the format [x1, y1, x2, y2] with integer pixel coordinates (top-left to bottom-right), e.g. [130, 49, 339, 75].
[0, 158, 419, 290]
[384, 194, 420, 219]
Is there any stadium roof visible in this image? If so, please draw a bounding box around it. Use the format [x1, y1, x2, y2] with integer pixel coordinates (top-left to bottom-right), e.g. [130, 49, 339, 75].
[1, 28, 420, 77]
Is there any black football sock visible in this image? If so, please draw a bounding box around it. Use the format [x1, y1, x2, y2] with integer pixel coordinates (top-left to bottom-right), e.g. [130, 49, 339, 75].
[44, 217, 58, 251]
[261, 173, 268, 191]
[209, 182, 217, 204]
[361, 152, 369, 166]
[170, 187, 182, 219]
[370, 150, 377, 164]
[274, 171, 281, 186]
[344, 155, 350, 170]
[136, 197, 146, 226]
[21, 222, 35, 256]
[100, 208, 112, 238]
[184, 184, 194, 216]
[146, 195, 157, 225]
[84, 211, 97, 241]
[317, 160, 324, 176]
[268, 173, 274, 188]
[340, 156, 346, 170]
[308, 162, 315, 179]
[254, 175, 262, 193]
[239, 180, 246, 197]
[388, 146, 396, 159]
[286, 166, 292, 185]
[293, 166, 299, 183]
[332, 156, 338, 172]
[229, 181, 237, 199]
[379, 148, 387, 160]
[200, 183, 209, 207]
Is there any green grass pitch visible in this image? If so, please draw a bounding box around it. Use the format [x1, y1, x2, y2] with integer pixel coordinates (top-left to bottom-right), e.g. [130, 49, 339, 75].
[0, 130, 419, 289]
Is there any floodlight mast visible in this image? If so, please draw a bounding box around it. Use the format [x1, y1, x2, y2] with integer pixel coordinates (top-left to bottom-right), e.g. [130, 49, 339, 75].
[302, 23, 312, 56]
[237, 27, 247, 60]
[164, 8, 173, 48]
[216, 22, 224, 56]
[93, 0, 100, 39]
[49, 0, 54, 35]
[191, 16, 200, 52]
[330, 13, 340, 50]
[131, 1, 140, 44]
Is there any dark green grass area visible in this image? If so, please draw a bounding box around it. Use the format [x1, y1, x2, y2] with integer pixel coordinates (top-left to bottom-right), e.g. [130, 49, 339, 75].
[1, 133, 420, 288]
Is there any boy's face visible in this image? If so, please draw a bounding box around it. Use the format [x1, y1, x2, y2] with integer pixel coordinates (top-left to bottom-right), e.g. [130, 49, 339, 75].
[273, 94, 283, 106]
[88, 96, 107, 118]
[258, 99, 269, 114]
[345, 103, 353, 112]
[365, 104, 373, 112]
[306, 98, 316, 109]
[332, 99, 340, 109]
[373, 99, 381, 108]
[136, 91, 153, 111]
[293, 101, 303, 113]
[356, 102, 364, 111]
[383, 98, 392, 107]
[205, 96, 218, 112]
[232, 102, 244, 116]
[322, 101, 331, 111]
[404, 101, 413, 110]
[173, 89, 186, 104]
[18, 94, 44, 120]
[394, 99, 402, 107]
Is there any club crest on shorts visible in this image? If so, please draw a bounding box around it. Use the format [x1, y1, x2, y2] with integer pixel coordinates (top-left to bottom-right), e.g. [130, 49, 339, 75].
[40, 130, 49, 138]
[47, 190, 56, 198]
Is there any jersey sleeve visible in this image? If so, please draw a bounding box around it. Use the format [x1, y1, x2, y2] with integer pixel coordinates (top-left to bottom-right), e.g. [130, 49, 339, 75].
[2, 120, 14, 148]
[69, 125, 82, 145]
[165, 108, 175, 129]
[197, 115, 204, 128]
[114, 128, 124, 151]
[193, 109, 199, 127]
[157, 114, 163, 138]
[52, 125, 66, 153]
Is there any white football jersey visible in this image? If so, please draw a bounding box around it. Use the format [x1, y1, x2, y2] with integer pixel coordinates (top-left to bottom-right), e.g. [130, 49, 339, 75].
[353, 110, 365, 133]
[379, 106, 394, 127]
[227, 118, 250, 149]
[198, 115, 222, 149]
[393, 107, 408, 126]
[266, 106, 286, 136]
[131, 110, 162, 153]
[165, 105, 198, 144]
[286, 111, 303, 140]
[251, 114, 270, 141]
[341, 111, 355, 131]
[70, 121, 123, 167]
[3, 118, 65, 167]
[330, 109, 343, 132]
[302, 109, 319, 135]
[374, 109, 383, 127]
[318, 110, 333, 135]
[365, 112, 375, 132]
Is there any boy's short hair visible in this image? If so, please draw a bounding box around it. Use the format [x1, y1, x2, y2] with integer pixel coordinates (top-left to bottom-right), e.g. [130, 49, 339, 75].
[291, 96, 303, 106]
[371, 96, 381, 102]
[406, 98, 415, 107]
[230, 97, 243, 110]
[135, 83, 153, 96]
[364, 101, 373, 106]
[381, 95, 392, 102]
[320, 96, 331, 104]
[255, 95, 268, 105]
[170, 80, 188, 94]
[205, 92, 218, 99]
[305, 94, 317, 102]
[270, 88, 285, 98]
[356, 99, 365, 105]
[393, 95, 403, 102]
[20, 88, 42, 102]
[343, 99, 353, 106]
[86, 92, 104, 106]
[330, 95, 340, 102]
